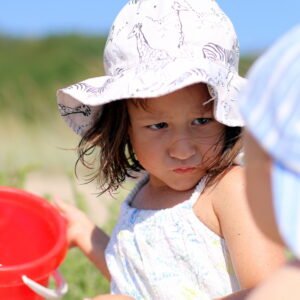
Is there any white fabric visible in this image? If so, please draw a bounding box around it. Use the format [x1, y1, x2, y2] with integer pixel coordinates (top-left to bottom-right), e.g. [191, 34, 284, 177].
[105, 176, 240, 299]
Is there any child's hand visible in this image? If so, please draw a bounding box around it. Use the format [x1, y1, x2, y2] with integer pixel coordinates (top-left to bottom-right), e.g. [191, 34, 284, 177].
[54, 198, 94, 248]
[54, 198, 111, 279]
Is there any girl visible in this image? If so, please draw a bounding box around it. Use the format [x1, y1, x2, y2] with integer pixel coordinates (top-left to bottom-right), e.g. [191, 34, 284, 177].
[56, 0, 285, 299]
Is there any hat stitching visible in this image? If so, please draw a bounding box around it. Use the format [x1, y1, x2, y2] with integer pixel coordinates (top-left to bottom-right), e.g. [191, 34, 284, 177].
[58, 103, 92, 117]
[203, 42, 239, 70]
[128, 23, 173, 68]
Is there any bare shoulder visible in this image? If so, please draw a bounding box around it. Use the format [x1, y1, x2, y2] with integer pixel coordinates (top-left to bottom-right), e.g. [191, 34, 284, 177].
[210, 165, 285, 288]
[207, 165, 250, 238]
[217, 165, 245, 189]
[209, 165, 246, 211]
[195, 166, 246, 237]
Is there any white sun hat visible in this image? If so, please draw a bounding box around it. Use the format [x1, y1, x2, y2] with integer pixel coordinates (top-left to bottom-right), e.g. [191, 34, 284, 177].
[239, 25, 300, 258]
[57, 0, 245, 136]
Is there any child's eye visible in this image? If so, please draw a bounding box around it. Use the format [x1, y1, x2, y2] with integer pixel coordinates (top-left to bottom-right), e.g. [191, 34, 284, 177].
[192, 118, 212, 126]
[148, 122, 168, 130]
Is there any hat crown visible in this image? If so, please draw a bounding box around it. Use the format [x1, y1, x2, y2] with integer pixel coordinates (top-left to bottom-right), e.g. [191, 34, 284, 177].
[103, 0, 240, 77]
[57, 0, 245, 138]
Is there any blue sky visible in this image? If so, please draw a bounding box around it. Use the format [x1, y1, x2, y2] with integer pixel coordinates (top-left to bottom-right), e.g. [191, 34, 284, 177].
[1, 0, 299, 54]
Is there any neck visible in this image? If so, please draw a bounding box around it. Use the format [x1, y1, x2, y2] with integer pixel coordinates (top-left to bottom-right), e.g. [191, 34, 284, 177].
[132, 180, 195, 210]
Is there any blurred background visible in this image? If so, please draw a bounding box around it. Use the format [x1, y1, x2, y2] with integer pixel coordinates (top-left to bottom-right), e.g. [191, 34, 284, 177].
[0, 0, 299, 298]
[1, 0, 299, 174]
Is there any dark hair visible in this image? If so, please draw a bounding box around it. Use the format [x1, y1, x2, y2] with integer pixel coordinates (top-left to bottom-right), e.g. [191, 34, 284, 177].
[204, 125, 242, 186]
[76, 100, 242, 194]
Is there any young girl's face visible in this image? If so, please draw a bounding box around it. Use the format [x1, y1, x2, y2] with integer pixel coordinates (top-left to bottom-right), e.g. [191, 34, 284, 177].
[127, 83, 225, 191]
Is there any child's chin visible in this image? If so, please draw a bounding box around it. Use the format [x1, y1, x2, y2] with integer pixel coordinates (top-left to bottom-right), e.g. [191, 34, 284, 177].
[169, 181, 200, 192]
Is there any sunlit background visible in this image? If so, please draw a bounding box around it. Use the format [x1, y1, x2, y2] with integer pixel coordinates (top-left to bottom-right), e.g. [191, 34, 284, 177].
[1, 0, 299, 196]
[1, 1, 299, 298]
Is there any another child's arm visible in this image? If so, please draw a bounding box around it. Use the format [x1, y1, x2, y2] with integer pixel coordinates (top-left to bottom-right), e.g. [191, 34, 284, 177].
[211, 166, 286, 299]
[245, 259, 300, 300]
[55, 200, 111, 280]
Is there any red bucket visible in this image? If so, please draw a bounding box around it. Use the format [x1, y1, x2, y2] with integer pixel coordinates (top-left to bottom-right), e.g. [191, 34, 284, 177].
[0, 186, 68, 300]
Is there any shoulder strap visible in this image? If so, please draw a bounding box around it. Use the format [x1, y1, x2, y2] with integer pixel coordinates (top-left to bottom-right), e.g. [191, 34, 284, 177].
[188, 176, 207, 206]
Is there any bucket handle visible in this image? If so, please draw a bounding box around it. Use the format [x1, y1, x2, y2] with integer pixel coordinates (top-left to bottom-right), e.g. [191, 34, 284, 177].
[22, 269, 68, 299]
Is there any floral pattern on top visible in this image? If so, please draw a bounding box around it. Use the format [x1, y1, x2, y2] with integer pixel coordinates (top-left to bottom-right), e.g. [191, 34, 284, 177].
[105, 175, 240, 299]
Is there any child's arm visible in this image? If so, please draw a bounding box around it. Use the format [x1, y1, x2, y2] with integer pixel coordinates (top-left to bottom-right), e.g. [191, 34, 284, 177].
[211, 166, 286, 298]
[246, 259, 300, 300]
[55, 200, 111, 280]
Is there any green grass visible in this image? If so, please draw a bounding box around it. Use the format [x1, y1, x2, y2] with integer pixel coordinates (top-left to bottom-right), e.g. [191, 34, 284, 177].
[0, 165, 37, 188]
[0, 35, 106, 123]
[59, 248, 110, 298]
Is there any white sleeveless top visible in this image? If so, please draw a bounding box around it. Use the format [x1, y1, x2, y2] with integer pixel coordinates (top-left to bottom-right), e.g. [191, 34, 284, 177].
[105, 176, 240, 299]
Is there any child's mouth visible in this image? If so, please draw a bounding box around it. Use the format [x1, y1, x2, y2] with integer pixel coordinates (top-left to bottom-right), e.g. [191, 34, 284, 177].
[173, 167, 196, 174]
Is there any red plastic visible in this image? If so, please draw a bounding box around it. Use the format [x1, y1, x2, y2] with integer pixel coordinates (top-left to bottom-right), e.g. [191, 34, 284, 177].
[0, 186, 68, 300]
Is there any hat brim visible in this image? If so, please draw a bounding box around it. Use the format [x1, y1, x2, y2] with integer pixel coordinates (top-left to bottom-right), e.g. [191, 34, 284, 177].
[272, 161, 300, 258]
[57, 57, 245, 136]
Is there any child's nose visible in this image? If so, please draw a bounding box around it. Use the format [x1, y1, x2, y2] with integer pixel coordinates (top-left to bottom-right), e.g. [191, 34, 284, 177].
[168, 138, 197, 161]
